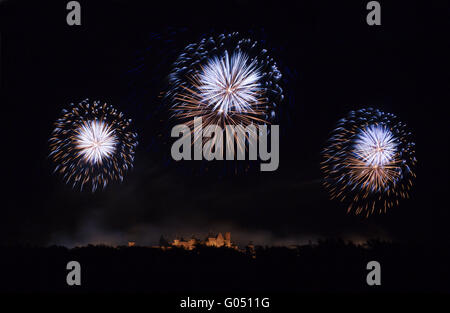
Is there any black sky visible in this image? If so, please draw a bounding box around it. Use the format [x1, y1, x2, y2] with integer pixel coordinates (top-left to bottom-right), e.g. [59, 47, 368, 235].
[1, 0, 449, 246]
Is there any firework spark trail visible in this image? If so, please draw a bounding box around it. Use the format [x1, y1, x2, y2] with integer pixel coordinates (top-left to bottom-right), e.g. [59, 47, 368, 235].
[166, 32, 283, 152]
[49, 99, 138, 192]
[321, 108, 416, 217]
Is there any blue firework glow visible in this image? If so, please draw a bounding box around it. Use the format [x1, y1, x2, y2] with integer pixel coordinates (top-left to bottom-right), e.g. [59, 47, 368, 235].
[321, 108, 416, 216]
[166, 32, 283, 140]
[49, 99, 138, 192]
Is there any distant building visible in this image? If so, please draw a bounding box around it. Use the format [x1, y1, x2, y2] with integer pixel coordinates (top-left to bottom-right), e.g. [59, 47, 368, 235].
[170, 232, 238, 250]
[128, 241, 136, 247]
[172, 237, 197, 250]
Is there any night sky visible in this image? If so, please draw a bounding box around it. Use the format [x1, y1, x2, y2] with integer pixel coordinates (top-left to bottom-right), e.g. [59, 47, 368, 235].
[1, 0, 448, 247]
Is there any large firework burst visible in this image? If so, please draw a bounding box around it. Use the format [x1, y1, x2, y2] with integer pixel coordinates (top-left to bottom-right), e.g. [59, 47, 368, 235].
[321, 108, 416, 216]
[49, 99, 138, 192]
[166, 32, 283, 146]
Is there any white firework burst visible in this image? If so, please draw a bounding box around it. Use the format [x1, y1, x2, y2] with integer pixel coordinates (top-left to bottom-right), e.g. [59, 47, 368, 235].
[348, 124, 400, 193]
[166, 33, 283, 162]
[74, 120, 117, 164]
[321, 108, 416, 216]
[167, 32, 283, 130]
[197, 50, 263, 114]
[49, 99, 138, 192]
[353, 125, 397, 167]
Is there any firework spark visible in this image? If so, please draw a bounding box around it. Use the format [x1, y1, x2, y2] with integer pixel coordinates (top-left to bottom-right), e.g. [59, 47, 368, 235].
[166, 32, 283, 149]
[321, 108, 416, 217]
[49, 99, 138, 192]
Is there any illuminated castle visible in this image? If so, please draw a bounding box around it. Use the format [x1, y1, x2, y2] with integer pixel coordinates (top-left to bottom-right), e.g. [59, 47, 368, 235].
[172, 238, 197, 250]
[171, 232, 237, 250]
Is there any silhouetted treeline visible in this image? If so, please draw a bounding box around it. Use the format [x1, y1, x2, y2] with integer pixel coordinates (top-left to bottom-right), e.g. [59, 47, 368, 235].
[1, 239, 449, 292]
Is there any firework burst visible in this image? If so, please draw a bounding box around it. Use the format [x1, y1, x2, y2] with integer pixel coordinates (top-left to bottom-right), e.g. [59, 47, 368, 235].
[49, 99, 138, 192]
[321, 108, 416, 217]
[166, 32, 283, 148]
